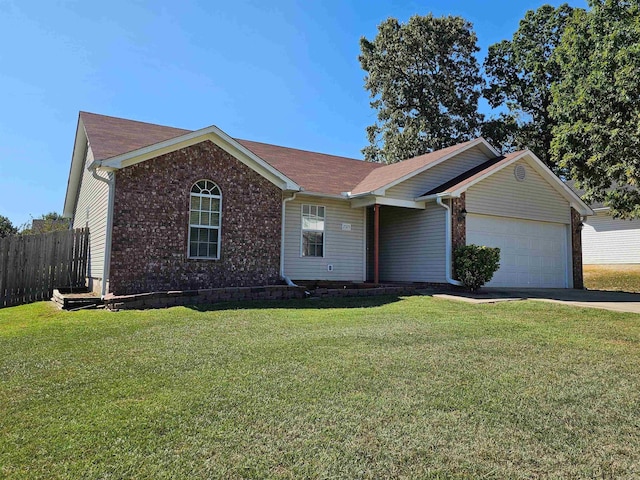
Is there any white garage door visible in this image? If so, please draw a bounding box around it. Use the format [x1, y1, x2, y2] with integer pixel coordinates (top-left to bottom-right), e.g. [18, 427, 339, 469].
[466, 214, 569, 288]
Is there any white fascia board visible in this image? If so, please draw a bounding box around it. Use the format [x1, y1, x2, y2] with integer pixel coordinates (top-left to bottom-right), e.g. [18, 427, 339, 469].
[414, 192, 458, 202]
[476, 138, 501, 157]
[346, 191, 372, 199]
[592, 207, 611, 212]
[447, 150, 595, 216]
[375, 138, 499, 196]
[88, 160, 117, 172]
[350, 195, 426, 209]
[294, 191, 347, 200]
[62, 118, 88, 218]
[99, 125, 301, 191]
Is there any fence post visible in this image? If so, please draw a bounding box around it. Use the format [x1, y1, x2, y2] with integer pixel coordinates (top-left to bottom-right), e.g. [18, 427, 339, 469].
[0, 237, 9, 307]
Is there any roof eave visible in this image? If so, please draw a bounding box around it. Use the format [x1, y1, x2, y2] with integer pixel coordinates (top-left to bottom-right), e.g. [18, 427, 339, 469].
[62, 115, 88, 218]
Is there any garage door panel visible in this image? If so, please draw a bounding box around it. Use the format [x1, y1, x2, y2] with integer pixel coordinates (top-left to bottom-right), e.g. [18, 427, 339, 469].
[466, 214, 568, 288]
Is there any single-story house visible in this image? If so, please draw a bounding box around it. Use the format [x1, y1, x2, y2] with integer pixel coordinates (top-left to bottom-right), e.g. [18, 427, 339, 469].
[566, 181, 640, 265]
[63, 112, 593, 297]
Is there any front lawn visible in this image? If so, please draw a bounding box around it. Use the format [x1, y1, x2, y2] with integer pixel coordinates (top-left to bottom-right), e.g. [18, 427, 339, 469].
[584, 264, 640, 293]
[1, 296, 639, 478]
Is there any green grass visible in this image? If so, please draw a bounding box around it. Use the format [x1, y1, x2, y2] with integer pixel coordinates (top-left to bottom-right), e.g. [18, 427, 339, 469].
[1, 296, 640, 479]
[585, 264, 640, 293]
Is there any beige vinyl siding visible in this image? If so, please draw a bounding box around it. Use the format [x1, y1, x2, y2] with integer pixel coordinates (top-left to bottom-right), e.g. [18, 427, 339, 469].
[467, 159, 571, 224]
[583, 211, 640, 264]
[284, 196, 365, 281]
[385, 146, 492, 201]
[72, 145, 111, 283]
[379, 204, 446, 283]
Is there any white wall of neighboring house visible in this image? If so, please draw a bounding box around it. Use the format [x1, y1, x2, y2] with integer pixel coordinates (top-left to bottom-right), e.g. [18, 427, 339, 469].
[583, 210, 640, 264]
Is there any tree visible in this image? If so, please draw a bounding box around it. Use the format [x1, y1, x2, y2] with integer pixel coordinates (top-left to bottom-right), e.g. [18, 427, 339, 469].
[21, 212, 70, 235]
[359, 14, 483, 164]
[551, 0, 640, 218]
[0, 215, 17, 238]
[483, 4, 578, 172]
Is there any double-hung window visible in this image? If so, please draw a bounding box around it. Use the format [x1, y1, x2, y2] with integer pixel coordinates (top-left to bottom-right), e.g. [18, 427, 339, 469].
[189, 180, 221, 259]
[301, 204, 325, 257]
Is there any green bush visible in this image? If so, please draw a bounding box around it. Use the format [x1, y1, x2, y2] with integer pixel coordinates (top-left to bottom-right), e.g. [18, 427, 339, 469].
[453, 244, 501, 291]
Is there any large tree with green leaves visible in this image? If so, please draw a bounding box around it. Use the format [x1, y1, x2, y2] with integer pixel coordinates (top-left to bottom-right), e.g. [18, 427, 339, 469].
[551, 0, 640, 218]
[483, 4, 577, 173]
[359, 14, 483, 164]
[0, 215, 17, 238]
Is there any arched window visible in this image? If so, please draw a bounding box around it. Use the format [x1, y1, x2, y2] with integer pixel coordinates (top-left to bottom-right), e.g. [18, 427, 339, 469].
[188, 180, 221, 259]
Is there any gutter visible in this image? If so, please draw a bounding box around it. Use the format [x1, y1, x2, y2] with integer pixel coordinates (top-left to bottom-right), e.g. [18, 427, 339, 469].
[89, 163, 115, 299]
[280, 192, 298, 287]
[435, 195, 463, 287]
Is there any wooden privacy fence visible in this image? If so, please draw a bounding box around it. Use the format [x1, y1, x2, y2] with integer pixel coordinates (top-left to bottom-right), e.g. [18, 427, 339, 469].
[0, 228, 89, 308]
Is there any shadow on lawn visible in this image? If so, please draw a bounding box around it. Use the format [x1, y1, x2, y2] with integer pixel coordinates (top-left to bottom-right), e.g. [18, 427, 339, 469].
[185, 294, 408, 312]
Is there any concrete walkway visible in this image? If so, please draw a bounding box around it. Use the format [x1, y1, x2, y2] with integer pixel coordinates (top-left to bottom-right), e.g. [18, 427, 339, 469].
[432, 288, 640, 314]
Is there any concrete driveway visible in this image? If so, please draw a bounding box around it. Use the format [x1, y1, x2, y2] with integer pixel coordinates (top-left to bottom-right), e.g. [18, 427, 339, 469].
[432, 288, 640, 314]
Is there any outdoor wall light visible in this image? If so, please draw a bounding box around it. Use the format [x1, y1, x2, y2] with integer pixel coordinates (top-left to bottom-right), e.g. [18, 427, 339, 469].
[578, 216, 586, 230]
[458, 208, 467, 221]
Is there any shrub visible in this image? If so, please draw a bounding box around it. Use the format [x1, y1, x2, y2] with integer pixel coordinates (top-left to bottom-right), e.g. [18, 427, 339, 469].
[453, 244, 501, 291]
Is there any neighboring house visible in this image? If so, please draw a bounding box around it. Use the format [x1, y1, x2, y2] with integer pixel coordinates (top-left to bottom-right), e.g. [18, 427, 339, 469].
[63, 112, 592, 296]
[566, 181, 640, 265]
[30, 218, 68, 234]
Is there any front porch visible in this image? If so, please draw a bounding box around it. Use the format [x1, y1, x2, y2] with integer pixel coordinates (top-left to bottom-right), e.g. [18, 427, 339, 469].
[363, 201, 461, 285]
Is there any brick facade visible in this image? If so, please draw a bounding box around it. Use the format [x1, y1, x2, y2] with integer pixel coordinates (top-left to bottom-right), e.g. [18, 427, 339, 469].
[571, 207, 584, 289]
[451, 193, 466, 252]
[109, 140, 283, 295]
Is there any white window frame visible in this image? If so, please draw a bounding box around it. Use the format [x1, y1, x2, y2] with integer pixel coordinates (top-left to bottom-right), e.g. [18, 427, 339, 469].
[188, 180, 222, 260]
[300, 204, 325, 258]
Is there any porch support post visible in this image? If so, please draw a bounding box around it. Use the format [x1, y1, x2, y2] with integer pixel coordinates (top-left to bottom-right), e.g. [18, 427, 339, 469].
[374, 204, 380, 284]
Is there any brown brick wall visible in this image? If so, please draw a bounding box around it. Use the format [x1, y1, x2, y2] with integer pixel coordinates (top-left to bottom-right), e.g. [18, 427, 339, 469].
[451, 193, 466, 252]
[571, 208, 584, 289]
[109, 140, 283, 295]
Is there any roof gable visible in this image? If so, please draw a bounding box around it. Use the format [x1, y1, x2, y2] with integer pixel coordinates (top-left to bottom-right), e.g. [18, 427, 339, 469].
[350, 138, 499, 196]
[418, 150, 593, 216]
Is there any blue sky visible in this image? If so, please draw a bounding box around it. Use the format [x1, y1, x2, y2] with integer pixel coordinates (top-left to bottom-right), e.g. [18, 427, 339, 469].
[0, 0, 587, 227]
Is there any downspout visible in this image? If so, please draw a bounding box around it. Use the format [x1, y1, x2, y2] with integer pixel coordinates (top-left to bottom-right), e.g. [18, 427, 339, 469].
[90, 165, 115, 299]
[436, 196, 463, 287]
[280, 192, 298, 286]
[374, 203, 380, 284]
